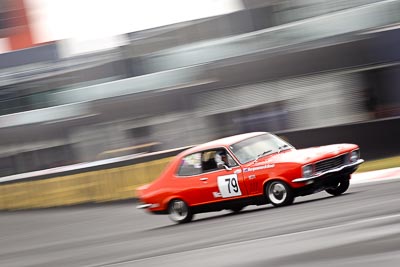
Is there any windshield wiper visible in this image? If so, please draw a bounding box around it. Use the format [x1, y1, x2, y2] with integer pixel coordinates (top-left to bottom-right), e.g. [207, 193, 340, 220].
[255, 150, 273, 161]
[277, 144, 291, 153]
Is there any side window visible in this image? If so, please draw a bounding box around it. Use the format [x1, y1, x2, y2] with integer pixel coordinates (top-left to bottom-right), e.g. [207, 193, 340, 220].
[201, 151, 218, 172]
[216, 151, 238, 168]
[226, 153, 238, 167]
[202, 149, 238, 173]
[177, 149, 239, 176]
[177, 153, 202, 176]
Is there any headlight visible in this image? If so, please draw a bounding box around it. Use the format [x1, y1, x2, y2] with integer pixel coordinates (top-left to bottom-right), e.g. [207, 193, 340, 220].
[302, 165, 313, 178]
[349, 150, 359, 163]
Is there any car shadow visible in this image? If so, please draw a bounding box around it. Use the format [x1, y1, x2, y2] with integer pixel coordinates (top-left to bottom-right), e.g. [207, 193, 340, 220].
[292, 191, 359, 206]
[146, 192, 359, 230]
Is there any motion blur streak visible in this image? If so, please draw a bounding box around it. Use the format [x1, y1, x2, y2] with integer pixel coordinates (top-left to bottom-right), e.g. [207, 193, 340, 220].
[0, 180, 399, 266]
[0, 1, 399, 266]
[0, 0, 399, 178]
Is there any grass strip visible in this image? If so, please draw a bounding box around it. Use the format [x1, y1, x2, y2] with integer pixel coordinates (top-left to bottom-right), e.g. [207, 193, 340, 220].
[356, 156, 400, 173]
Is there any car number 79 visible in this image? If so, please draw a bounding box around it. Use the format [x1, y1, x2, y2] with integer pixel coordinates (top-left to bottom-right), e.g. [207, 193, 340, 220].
[217, 174, 242, 198]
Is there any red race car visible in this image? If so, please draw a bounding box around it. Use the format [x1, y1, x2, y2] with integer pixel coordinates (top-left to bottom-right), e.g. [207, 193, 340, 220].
[137, 132, 364, 223]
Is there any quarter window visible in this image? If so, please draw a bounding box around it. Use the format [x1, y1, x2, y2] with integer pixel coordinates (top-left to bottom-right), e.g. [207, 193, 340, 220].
[177, 153, 202, 176]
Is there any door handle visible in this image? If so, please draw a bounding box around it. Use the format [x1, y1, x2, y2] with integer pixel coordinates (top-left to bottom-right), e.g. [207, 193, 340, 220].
[248, 175, 256, 180]
[200, 178, 208, 181]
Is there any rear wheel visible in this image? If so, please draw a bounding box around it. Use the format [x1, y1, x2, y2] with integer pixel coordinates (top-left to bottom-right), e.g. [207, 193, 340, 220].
[325, 179, 350, 196]
[168, 199, 193, 224]
[266, 180, 294, 207]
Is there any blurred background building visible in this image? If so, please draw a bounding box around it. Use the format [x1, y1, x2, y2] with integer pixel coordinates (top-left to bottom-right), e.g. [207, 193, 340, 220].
[0, 0, 399, 176]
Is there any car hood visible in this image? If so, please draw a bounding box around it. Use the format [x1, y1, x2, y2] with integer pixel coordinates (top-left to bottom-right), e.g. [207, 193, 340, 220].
[257, 144, 357, 165]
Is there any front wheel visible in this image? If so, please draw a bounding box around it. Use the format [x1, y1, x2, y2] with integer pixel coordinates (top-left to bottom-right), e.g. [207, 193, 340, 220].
[325, 179, 350, 196]
[168, 199, 193, 224]
[266, 180, 294, 207]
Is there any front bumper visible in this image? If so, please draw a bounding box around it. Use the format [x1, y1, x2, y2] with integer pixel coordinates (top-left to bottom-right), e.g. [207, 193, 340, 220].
[292, 159, 364, 183]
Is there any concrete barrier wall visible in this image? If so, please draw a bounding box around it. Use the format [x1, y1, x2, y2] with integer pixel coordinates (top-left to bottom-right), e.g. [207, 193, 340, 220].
[279, 117, 400, 161]
[0, 157, 173, 210]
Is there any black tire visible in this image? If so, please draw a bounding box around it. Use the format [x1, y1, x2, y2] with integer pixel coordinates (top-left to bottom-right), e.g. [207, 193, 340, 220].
[168, 199, 193, 224]
[230, 206, 245, 214]
[265, 180, 294, 207]
[325, 179, 350, 196]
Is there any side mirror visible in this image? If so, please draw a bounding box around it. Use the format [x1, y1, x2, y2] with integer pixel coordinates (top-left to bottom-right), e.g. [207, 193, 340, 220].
[218, 163, 232, 171]
[224, 165, 232, 171]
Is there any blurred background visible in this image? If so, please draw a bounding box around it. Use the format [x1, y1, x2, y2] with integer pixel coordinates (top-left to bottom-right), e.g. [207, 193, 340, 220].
[0, 0, 400, 177]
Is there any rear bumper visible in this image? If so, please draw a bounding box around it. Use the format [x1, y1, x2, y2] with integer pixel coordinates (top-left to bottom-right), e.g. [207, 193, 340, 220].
[292, 159, 364, 183]
[136, 203, 153, 209]
[136, 202, 167, 214]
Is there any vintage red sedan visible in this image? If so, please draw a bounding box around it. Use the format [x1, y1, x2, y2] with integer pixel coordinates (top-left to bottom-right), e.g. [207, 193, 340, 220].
[137, 132, 364, 223]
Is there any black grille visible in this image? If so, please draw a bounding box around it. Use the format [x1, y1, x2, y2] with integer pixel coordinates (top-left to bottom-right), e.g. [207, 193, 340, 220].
[315, 154, 346, 173]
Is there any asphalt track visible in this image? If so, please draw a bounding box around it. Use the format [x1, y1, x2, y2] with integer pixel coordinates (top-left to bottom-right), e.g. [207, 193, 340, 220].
[1, 179, 400, 267]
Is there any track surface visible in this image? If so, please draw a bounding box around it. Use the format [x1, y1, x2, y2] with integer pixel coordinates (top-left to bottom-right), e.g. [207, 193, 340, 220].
[1, 179, 400, 267]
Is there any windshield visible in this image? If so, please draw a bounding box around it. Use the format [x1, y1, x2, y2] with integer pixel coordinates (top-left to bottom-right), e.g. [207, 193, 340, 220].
[230, 133, 294, 164]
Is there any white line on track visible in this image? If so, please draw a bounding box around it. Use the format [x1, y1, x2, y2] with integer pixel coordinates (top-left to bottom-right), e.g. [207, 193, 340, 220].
[351, 167, 400, 184]
[97, 213, 400, 267]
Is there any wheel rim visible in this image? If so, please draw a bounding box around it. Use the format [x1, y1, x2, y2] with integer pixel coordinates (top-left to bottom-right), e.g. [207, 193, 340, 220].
[169, 200, 188, 222]
[268, 182, 287, 204]
[329, 181, 341, 189]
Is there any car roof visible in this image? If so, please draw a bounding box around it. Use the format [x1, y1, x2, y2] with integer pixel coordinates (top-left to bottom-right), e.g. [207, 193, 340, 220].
[181, 132, 268, 156]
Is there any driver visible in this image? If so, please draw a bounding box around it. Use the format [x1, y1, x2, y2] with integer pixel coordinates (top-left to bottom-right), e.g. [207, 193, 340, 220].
[215, 150, 229, 168]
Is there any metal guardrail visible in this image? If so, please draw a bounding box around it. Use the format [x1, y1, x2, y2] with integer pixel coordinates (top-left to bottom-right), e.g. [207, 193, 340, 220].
[0, 145, 192, 185]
